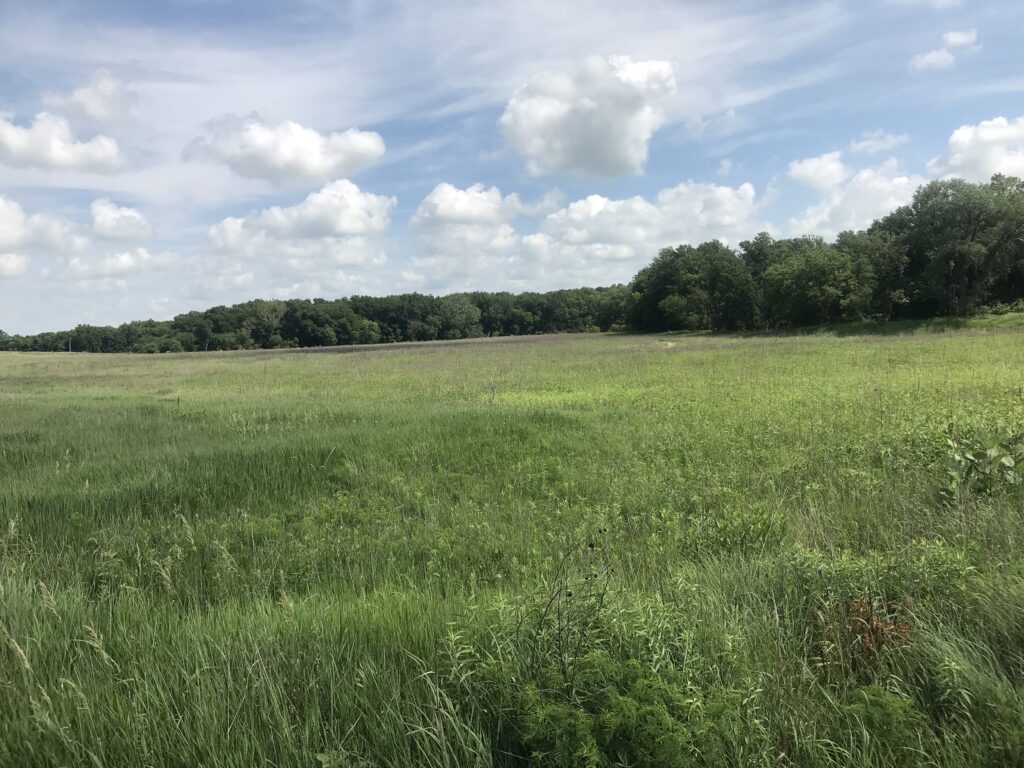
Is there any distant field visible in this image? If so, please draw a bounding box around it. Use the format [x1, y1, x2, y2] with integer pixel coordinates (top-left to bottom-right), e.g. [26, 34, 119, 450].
[2, 327, 1024, 767]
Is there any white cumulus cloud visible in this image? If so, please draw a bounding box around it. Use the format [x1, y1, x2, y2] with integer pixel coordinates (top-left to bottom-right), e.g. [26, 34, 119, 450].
[543, 181, 762, 253]
[788, 151, 850, 193]
[43, 69, 138, 123]
[187, 113, 386, 184]
[209, 179, 395, 267]
[499, 55, 676, 176]
[91, 198, 153, 240]
[523, 181, 765, 285]
[407, 179, 766, 291]
[0, 112, 122, 171]
[410, 183, 522, 281]
[0, 253, 28, 278]
[0, 195, 76, 251]
[249, 179, 394, 238]
[927, 115, 1024, 181]
[789, 156, 925, 237]
[412, 182, 523, 227]
[67, 247, 172, 277]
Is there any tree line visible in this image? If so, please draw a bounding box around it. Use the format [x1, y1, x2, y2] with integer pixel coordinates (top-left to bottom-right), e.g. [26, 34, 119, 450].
[3, 175, 1023, 353]
[630, 175, 1024, 332]
[0, 289, 629, 353]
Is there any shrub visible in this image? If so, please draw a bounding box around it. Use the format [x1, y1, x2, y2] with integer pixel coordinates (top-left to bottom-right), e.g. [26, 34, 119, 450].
[941, 430, 1022, 506]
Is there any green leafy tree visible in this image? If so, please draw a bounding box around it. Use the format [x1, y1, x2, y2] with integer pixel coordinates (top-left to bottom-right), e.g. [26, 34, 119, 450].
[739, 231, 786, 279]
[238, 300, 287, 348]
[877, 176, 1024, 316]
[630, 241, 759, 331]
[280, 301, 338, 347]
[836, 229, 909, 320]
[437, 294, 483, 339]
[762, 242, 875, 327]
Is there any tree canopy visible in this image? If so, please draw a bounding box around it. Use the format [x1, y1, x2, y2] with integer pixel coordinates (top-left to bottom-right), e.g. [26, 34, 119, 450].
[627, 175, 1024, 333]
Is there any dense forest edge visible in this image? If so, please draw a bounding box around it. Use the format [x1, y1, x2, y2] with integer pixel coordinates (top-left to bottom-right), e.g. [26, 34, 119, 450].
[4, 174, 1024, 353]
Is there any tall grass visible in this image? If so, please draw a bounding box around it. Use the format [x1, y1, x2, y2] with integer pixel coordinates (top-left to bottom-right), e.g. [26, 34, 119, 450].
[2, 326, 1023, 766]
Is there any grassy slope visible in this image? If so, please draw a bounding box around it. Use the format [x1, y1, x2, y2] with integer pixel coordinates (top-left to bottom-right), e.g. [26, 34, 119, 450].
[1, 327, 1023, 766]
[777, 309, 1024, 337]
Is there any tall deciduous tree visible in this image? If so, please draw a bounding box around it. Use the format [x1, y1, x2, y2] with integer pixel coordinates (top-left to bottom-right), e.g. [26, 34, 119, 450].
[878, 176, 1024, 316]
[762, 241, 874, 327]
[629, 241, 759, 332]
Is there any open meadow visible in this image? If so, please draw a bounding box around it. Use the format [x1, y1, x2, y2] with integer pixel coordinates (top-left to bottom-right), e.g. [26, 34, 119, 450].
[2, 324, 1024, 767]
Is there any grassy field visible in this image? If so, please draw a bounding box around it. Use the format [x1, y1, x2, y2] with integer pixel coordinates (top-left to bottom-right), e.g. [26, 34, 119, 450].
[2, 323, 1024, 767]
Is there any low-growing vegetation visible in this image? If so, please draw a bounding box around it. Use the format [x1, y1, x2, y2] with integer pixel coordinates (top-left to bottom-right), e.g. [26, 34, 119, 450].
[2, 326, 1023, 766]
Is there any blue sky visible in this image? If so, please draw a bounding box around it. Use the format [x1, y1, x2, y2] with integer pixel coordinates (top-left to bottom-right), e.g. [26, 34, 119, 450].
[1, 0, 1022, 333]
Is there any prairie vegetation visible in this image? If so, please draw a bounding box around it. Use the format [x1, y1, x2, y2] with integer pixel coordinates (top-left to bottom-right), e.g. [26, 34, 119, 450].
[2, 321, 1024, 766]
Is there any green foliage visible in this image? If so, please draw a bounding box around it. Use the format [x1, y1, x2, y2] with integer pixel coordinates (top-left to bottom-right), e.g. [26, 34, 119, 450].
[630, 241, 759, 332]
[942, 430, 1023, 505]
[629, 174, 1024, 334]
[453, 548, 759, 768]
[4, 288, 629, 353]
[761, 237, 875, 327]
[499, 655, 746, 768]
[841, 686, 935, 768]
[739, 231, 785, 279]
[874, 175, 1024, 318]
[2, 330, 1024, 766]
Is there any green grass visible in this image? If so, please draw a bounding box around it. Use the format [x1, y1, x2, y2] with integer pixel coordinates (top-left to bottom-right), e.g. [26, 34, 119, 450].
[757, 309, 1024, 337]
[2, 328, 1024, 767]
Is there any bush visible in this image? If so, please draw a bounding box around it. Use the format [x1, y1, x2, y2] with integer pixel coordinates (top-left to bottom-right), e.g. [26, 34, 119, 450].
[941, 430, 1023, 506]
